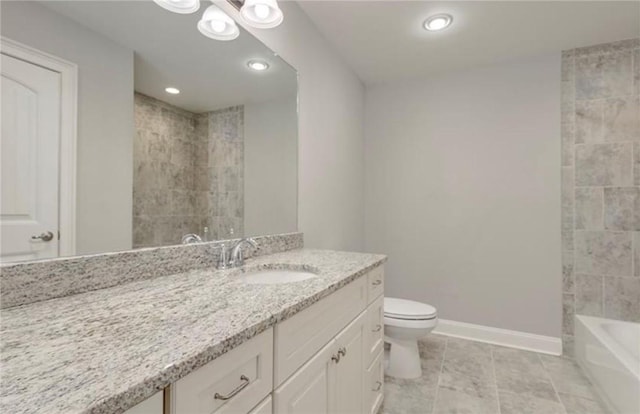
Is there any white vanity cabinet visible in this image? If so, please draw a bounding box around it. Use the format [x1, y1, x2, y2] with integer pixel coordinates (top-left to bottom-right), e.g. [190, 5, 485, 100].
[165, 265, 385, 414]
[274, 265, 385, 414]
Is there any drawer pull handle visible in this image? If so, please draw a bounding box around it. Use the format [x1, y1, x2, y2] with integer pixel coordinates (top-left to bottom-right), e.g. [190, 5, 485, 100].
[338, 347, 347, 357]
[372, 381, 382, 392]
[331, 354, 341, 363]
[372, 324, 382, 332]
[372, 280, 382, 286]
[214, 375, 250, 400]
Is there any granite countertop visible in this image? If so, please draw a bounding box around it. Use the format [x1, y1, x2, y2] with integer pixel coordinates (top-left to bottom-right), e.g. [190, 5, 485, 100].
[0, 249, 386, 414]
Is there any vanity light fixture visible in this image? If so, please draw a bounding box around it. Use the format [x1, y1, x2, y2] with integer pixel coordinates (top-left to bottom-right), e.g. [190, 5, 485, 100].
[247, 59, 269, 71]
[240, 0, 283, 29]
[423, 14, 453, 31]
[198, 4, 240, 41]
[152, 0, 200, 14]
[165, 87, 181, 94]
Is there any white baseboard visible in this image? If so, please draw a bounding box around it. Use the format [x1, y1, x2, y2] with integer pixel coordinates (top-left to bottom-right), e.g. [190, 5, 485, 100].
[433, 319, 562, 355]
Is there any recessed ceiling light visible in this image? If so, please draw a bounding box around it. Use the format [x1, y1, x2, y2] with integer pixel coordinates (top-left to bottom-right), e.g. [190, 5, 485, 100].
[247, 59, 270, 71]
[423, 14, 453, 31]
[153, 0, 200, 14]
[165, 87, 180, 94]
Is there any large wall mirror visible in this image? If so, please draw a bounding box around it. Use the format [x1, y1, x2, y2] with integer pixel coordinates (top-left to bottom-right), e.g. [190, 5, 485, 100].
[0, 1, 298, 263]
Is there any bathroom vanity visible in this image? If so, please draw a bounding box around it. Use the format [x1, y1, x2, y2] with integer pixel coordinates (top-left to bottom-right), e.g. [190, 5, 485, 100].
[0, 244, 386, 414]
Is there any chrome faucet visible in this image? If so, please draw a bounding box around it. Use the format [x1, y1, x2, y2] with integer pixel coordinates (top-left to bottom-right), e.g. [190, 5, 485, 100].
[218, 238, 258, 269]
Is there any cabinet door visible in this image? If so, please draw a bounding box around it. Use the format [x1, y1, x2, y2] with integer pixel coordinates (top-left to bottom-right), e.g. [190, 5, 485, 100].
[334, 311, 367, 414]
[274, 339, 337, 414]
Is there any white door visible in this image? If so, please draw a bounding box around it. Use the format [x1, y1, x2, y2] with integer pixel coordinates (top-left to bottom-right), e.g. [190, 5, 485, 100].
[1, 52, 61, 262]
[334, 312, 366, 414]
[274, 338, 337, 414]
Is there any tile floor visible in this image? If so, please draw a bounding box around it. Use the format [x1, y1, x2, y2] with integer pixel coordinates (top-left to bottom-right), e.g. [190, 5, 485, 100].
[382, 334, 609, 414]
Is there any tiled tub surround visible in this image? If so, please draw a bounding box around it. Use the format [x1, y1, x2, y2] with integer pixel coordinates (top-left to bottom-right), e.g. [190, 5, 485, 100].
[561, 38, 640, 354]
[0, 248, 386, 414]
[0, 232, 302, 309]
[133, 94, 244, 248]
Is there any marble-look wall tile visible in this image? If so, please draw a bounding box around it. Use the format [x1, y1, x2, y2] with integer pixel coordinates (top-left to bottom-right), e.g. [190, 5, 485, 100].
[134, 95, 246, 246]
[635, 232, 640, 277]
[634, 142, 640, 185]
[574, 38, 640, 57]
[562, 294, 575, 335]
[575, 231, 633, 276]
[562, 250, 574, 293]
[634, 48, 640, 96]
[575, 100, 603, 144]
[575, 143, 633, 186]
[561, 335, 575, 359]
[576, 51, 634, 100]
[604, 187, 640, 230]
[604, 276, 640, 322]
[575, 274, 603, 316]
[561, 167, 574, 226]
[603, 96, 639, 142]
[574, 188, 603, 230]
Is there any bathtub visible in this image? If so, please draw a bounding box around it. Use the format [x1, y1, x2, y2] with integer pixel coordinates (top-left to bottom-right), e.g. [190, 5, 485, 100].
[575, 315, 640, 414]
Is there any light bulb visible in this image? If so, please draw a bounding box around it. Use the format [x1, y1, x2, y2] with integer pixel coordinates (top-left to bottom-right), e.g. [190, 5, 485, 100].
[254, 4, 270, 20]
[153, 0, 200, 14]
[240, 0, 283, 29]
[197, 4, 239, 41]
[210, 20, 226, 33]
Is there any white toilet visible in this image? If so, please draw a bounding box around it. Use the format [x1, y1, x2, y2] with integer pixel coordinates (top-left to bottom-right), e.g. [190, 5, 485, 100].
[384, 297, 438, 379]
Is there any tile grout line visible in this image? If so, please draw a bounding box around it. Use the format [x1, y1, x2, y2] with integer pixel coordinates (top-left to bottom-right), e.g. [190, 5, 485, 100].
[490, 345, 502, 414]
[430, 336, 448, 414]
[537, 353, 569, 414]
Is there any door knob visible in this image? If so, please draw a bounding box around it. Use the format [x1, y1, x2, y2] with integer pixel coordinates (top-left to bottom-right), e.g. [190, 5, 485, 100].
[31, 231, 54, 242]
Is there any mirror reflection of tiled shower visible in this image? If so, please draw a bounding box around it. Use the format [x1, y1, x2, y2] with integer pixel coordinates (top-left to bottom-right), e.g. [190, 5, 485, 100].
[133, 93, 244, 248]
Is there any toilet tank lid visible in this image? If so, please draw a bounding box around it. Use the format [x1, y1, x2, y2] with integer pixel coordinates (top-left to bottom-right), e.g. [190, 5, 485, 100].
[384, 297, 437, 319]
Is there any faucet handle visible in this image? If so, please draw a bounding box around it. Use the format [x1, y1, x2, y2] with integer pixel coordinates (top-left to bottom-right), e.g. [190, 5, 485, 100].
[218, 244, 230, 269]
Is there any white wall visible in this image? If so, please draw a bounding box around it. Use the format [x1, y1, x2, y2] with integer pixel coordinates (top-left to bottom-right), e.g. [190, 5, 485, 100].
[244, 96, 298, 237]
[365, 55, 562, 337]
[220, 1, 365, 251]
[1, 1, 134, 255]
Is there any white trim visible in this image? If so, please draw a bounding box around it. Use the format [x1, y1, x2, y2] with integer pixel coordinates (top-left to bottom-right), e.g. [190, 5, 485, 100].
[433, 318, 562, 355]
[1, 37, 78, 257]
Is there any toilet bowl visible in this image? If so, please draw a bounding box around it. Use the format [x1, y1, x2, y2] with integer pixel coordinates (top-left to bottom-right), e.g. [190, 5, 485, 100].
[384, 297, 438, 379]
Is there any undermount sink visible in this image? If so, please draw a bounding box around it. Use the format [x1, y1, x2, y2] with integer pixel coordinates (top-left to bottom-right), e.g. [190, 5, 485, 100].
[238, 269, 317, 285]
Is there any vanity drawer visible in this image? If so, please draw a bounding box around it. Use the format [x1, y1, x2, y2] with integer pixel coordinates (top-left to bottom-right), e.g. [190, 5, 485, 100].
[365, 295, 384, 367]
[367, 266, 384, 303]
[274, 276, 367, 386]
[365, 350, 384, 414]
[172, 328, 273, 414]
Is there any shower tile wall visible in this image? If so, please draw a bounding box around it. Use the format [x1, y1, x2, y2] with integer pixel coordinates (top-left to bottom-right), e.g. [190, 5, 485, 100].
[561, 39, 640, 354]
[133, 93, 244, 247]
[205, 107, 244, 239]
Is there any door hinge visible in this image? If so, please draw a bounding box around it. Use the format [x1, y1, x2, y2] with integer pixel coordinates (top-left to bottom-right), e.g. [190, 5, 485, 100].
[58, 230, 61, 240]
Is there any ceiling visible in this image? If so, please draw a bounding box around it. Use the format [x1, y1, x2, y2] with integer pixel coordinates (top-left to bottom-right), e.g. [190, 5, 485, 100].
[42, 1, 297, 113]
[299, 1, 640, 85]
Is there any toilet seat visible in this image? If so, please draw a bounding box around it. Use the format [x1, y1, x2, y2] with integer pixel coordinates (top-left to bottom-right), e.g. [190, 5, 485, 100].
[384, 297, 437, 321]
